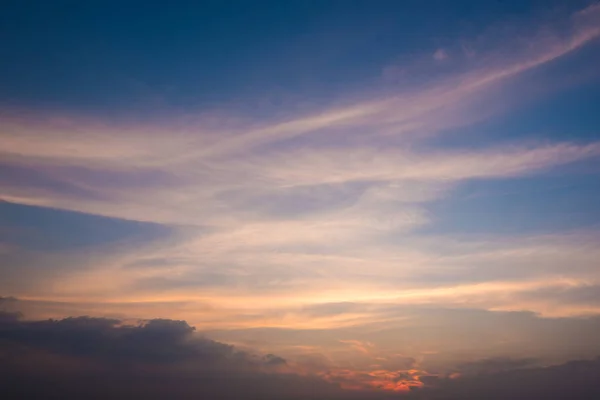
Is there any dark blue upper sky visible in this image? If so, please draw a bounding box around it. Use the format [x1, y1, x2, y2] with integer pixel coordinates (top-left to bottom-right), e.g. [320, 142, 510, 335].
[1, 0, 592, 115]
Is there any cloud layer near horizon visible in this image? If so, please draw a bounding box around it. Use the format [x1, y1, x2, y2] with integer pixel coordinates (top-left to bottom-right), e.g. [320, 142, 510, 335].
[1, 307, 600, 399]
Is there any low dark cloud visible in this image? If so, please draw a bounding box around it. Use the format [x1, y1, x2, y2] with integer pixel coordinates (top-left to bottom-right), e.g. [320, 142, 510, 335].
[455, 357, 537, 375]
[0, 311, 350, 400]
[1, 306, 600, 399]
[410, 357, 600, 400]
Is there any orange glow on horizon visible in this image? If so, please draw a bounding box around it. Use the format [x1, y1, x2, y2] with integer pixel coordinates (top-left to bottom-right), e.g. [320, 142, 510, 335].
[319, 368, 427, 392]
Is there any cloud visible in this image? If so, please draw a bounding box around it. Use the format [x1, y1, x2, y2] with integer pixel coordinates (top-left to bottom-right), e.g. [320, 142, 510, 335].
[230, 143, 600, 187]
[205, 306, 600, 375]
[455, 357, 537, 375]
[0, 312, 353, 400]
[7, 310, 595, 400]
[3, 227, 600, 334]
[410, 357, 600, 400]
[1, 3, 599, 226]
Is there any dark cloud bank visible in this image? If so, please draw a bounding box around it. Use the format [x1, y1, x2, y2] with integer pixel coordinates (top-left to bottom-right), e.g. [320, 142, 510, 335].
[1, 299, 600, 399]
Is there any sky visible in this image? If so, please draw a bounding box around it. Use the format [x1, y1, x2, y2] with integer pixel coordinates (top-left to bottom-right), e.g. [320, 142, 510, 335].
[1, 0, 600, 397]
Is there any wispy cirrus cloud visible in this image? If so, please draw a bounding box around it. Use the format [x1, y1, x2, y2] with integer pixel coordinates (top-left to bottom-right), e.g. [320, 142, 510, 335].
[2, 4, 600, 174]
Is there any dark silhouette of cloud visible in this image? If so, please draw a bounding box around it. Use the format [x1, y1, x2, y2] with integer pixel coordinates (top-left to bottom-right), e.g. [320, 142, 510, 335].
[1, 306, 600, 399]
[410, 357, 600, 400]
[0, 311, 352, 400]
[455, 357, 537, 375]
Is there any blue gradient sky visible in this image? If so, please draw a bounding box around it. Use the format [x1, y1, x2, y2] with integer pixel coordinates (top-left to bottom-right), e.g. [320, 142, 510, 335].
[1, 0, 600, 392]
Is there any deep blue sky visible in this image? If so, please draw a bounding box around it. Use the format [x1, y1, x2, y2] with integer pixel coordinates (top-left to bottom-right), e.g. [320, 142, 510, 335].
[1, 0, 592, 114]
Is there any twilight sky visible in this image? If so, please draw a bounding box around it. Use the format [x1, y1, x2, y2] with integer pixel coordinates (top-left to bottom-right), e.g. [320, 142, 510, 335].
[2, 0, 600, 396]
